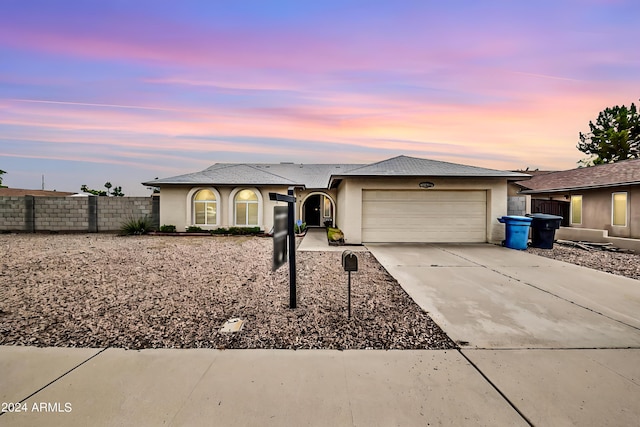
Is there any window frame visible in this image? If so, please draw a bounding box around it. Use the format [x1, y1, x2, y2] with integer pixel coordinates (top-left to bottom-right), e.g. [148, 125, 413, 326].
[186, 187, 221, 228]
[233, 188, 260, 227]
[193, 189, 217, 226]
[570, 195, 582, 225]
[611, 192, 628, 227]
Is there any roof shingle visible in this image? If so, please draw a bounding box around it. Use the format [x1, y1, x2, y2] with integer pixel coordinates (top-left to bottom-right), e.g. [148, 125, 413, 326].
[516, 158, 640, 193]
[335, 155, 529, 178]
[143, 155, 529, 189]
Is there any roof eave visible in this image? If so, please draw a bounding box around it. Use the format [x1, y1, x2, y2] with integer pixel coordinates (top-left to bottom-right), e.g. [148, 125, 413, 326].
[519, 180, 640, 194]
[142, 181, 304, 187]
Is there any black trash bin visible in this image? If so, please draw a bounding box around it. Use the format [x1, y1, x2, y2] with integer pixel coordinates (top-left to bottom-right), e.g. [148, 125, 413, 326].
[527, 213, 563, 249]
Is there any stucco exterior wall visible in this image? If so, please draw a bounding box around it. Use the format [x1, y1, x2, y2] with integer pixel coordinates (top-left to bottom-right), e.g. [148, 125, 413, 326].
[334, 177, 509, 244]
[160, 177, 512, 242]
[158, 185, 295, 232]
[335, 179, 362, 244]
[157, 186, 190, 231]
[528, 186, 639, 239]
[569, 186, 638, 238]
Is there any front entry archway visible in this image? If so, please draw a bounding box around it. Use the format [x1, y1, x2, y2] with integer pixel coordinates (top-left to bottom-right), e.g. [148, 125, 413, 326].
[302, 193, 334, 227]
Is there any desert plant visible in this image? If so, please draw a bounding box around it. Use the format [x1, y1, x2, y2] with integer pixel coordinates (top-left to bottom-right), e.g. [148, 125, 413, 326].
[159, 224, 176, 233]
[327, 227, 345, 242]
[120, 216, 153, 235]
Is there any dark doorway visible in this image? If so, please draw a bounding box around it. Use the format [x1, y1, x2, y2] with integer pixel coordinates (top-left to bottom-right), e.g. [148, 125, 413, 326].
[304, 194, 322, 226]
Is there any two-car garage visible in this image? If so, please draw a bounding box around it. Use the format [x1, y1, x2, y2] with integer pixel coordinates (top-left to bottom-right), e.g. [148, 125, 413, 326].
[330, 156, 528, 245]
[361, 190, 488, 243]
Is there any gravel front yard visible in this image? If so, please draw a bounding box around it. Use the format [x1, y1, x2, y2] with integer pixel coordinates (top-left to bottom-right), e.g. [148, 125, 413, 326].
[0, 234, 455, 350]
[527, 244, 640, 280]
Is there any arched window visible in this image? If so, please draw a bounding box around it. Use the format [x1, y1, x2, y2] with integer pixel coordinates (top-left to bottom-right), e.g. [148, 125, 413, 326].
[235, 189, 258, 226]
[193, 189, 217, 225]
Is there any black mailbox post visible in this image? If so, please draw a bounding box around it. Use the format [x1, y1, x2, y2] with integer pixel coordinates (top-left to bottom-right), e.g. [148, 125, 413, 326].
[342, 251, 358, 318]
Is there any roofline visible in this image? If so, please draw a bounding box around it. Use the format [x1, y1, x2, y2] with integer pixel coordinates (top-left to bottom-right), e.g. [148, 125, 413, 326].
[519, 180, 640, 194]
[141, 181, 305, 187]
[328, 172, 529, 188]
[142, 181, 306, 188]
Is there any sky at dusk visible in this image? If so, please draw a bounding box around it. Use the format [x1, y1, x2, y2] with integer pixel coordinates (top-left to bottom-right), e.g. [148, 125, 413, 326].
[1, 0, 639, 195]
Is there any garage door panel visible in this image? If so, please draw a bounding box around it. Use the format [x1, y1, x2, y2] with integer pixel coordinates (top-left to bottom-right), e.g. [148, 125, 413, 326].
[362, 190, 487, 243]
[366, 229, 487, 242]
[363, 190, 486, 202]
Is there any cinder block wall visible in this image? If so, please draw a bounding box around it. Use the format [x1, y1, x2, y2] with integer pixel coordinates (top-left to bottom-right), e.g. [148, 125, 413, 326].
[507, 196, 526, 216]
[97, 197, 153, 231]
[0, 196, 156, 232]
[0, 197, 27, 231]
[34, 197, 89, 232]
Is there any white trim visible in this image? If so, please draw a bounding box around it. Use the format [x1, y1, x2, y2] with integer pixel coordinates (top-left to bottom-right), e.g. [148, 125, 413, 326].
[300, 192, 336, 227]
[611, 192, 628, 227]
[186, 187, 221, 228]
[229, 187, 264, 228]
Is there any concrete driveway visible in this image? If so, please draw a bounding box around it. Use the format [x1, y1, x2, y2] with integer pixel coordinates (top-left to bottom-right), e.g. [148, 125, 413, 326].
[367, 243, 640, 426]
[366, 243, 640, 349]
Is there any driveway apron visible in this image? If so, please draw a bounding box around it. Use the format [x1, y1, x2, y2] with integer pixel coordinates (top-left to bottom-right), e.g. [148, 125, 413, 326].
[367, 243, 640, 426]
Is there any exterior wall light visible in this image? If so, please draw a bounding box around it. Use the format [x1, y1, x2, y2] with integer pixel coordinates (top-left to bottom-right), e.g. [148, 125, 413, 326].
[419, 182, 435, 189]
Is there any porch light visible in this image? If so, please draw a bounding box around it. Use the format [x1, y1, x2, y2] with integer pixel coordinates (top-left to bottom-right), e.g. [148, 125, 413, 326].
[419, 182, 435, 189]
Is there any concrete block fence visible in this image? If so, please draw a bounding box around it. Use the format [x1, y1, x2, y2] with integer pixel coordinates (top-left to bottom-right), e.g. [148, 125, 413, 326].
[0, 196, 159, 233]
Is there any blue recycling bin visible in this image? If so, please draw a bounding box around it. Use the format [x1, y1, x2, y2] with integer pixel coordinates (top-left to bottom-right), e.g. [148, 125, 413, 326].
[498, 216, 532, 250]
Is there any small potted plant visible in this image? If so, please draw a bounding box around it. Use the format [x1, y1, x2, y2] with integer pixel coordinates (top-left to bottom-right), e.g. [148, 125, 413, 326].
[294, 219, 307, 236]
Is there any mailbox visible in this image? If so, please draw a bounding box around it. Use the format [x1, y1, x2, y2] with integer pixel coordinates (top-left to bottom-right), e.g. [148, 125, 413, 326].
[342, 250, 358, 272]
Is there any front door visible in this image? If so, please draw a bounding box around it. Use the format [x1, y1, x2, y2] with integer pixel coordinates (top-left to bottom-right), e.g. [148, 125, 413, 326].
[304, 194, 322, 226]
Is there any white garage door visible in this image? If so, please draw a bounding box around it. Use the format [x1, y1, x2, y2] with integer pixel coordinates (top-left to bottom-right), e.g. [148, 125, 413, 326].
[362, 190, 487, 243]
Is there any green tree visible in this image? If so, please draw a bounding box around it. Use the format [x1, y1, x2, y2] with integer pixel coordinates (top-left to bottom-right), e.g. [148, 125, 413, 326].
[111, 186, 124, 197]
[577, 101, 640, 165]
[80, 184, 107, 196]
[0, 169, 6, 188]
[80, 181, 124, 196]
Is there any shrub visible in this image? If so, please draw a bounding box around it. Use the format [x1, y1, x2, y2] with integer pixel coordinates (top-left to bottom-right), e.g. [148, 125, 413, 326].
[186, 226, 206, 233]
[159, 224, 176, 233]
[120, 216, 153, 235]
[327, 227, 345, 242]
[210, 227, 262, 235]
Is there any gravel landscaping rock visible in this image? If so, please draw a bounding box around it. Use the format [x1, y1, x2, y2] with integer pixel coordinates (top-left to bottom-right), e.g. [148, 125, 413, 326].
[528, 244, 640, 280]
[0, 234, 456, 350]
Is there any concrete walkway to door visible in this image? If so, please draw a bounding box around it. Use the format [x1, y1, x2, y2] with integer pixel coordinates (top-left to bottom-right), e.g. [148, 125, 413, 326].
[367, 243, 640, 426]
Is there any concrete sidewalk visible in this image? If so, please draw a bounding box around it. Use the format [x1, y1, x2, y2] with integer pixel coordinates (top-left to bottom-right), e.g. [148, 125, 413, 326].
[1, 347, 527, 426]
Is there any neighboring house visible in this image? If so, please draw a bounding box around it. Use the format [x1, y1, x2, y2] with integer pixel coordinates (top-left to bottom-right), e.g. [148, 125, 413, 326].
[0, 188, 76, 197]
[143, 155, 528, 244]
[515, 159, 640, 239]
